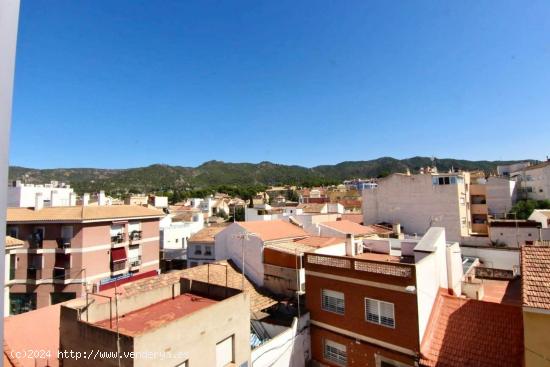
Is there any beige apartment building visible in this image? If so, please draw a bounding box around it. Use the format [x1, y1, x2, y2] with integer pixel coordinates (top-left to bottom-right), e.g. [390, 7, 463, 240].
[6, 205, 164, 314]
[60, 277, 251, 367]
[363, 171, 471, 241]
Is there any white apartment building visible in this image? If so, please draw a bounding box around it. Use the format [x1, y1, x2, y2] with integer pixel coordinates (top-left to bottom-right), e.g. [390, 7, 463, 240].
[512, 161, 550, 201]
[160, 212, 204, 261]
[7, 180, 76, 208]
[363, 172, 471, 242]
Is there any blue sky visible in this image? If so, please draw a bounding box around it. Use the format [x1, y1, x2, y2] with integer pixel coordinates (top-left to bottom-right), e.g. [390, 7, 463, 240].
[10, 0, 550, 168]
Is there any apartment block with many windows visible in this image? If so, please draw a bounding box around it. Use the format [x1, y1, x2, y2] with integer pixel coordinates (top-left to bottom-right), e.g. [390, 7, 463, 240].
[305, 227, 464, 367]
[6, 204, 164, 314]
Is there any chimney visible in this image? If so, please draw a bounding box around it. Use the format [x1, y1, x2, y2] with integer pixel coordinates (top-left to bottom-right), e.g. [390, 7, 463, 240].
[69, 192, 77, 206]
[98, 190, 106, 206]
[82, 193, 90, 206]
[345, 233, 356, 257]
[34, 192, 44, 211]
[393, 223, 401, 236]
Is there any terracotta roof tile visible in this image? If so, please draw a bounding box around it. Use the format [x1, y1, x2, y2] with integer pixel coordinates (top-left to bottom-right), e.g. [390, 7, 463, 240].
[7, 205, 164, 223]
[122, 260, 278, 313]
[521, 245, 550, 310]
[341, 214, 363, 224]
[294, 236, 344, 248]
[420, 295, 524, 367]
[236, 220, 309, 241]
[5, 236, 24, 248]
[319, 220, 392, 236]
[296, 203, 326, 213]
[189, 224, 229, 244]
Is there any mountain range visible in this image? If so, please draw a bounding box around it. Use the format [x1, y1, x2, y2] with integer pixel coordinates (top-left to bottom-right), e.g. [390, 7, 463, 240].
[8, 157, 529, 195]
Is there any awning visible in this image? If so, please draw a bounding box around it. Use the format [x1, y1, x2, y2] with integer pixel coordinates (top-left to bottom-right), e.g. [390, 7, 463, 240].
[54, 254, 71, 269]
[111, 247, 127, 262]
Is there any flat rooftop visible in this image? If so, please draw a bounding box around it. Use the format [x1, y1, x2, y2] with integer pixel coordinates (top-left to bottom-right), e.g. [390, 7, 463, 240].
[481, 278, 522, 306]
[94, 293, 217, 336]
[354, 252, 415, 264]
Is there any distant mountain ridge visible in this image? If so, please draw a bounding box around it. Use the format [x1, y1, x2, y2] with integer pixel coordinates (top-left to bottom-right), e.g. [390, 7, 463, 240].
[8, 157, 530, 195]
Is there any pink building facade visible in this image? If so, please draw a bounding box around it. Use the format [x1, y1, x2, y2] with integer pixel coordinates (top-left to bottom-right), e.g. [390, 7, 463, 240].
[6, 206, 163, 314]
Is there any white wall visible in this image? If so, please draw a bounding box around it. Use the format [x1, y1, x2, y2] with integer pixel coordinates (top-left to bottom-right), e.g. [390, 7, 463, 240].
[363, 174, 469, 242]
[529, 210, 550, 228]
[488, 225, 546, 247]
[215, 223, 265, 286]
[413, 228, 448, 344]
[7, 184, 75, 207]
[486, 177, 516, 216]
[460, 247, 520, 271]
[251, 315, 310, 367]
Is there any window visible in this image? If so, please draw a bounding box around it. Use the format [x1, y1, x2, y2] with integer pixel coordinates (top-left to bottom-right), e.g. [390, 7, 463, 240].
[10, 293, 37, 315]
[322, 289, 345, 315]
[61, 225, 73, 241]
[365, 298, 395, 328]
[324, 339, 347, 366]
[50, 292, 76, 305]
[216, 335, 234, 367]
[7, 226, 18, 239]
[194, 245, 202, 255]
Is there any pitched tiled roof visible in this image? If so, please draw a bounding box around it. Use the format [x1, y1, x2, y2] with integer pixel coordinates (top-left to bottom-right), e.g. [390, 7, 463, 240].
[189, 224, 229, 244]
[5, 236, 24, 248]
[236, 220, 309, 241]
[341, 214, 363, 224]
[4, 304, 62, 367]
[296, 203, 326, 213]
[7, 205, 164, 223]
[319, 220, 392, 236]
[521, 245, 550, 310]
[522, 161, 550, 171]
[121, 260, 278, 313]
[420, 295, 524, 367]
[294, 236, 344, 248]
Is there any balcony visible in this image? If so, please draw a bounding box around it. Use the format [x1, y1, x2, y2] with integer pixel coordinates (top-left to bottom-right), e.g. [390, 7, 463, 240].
[471, 203, 488, 215]
[471, 223, 488, 234]
[111, 233, 125, 245]
[56, 237, 72, 249]
[129, 256, 142, 269]
[27, 267, 43, 280]
[110, 261, 127, 273]
[129, 230, 142, 243]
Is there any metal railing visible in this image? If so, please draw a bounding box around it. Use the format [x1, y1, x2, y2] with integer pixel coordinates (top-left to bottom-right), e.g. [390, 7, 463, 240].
[129, 230, 142, 242]
[56, 237, 72, 249]
[129, 256, 142, 267]
[111, 233, 125, 245]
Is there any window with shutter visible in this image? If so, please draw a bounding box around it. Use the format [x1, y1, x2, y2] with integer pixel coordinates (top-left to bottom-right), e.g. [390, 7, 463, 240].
[322, 289, 345, 315]
[365, 298, 395, 328]
[324, 339, 347, 366]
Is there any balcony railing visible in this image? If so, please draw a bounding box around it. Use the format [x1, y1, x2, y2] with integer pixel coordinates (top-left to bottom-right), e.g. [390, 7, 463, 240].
[111, 233, 125, 245]
[56, 237, 72, 249]
[53, 268, 70, 280]
[129, 256, 142, 267]
[111, 261, 127, 272]
[27, 268, 43, 280]
[129, 230, 142, 242]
